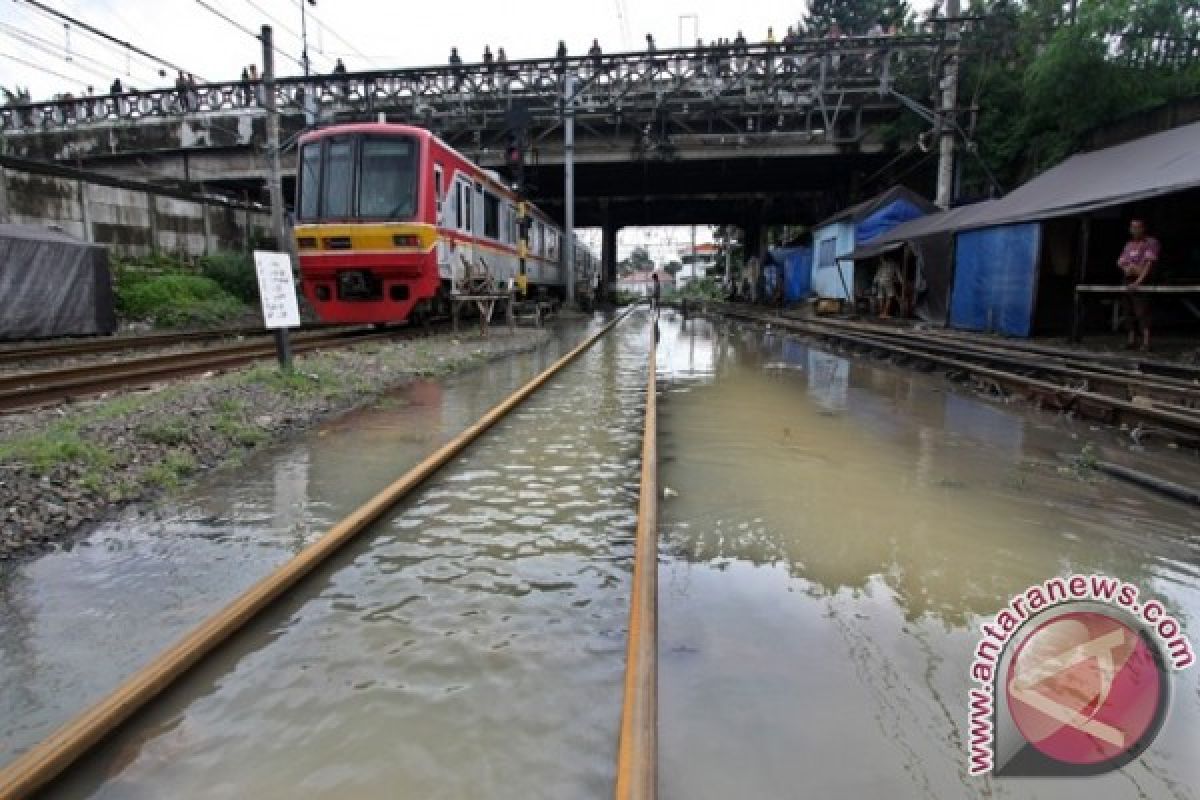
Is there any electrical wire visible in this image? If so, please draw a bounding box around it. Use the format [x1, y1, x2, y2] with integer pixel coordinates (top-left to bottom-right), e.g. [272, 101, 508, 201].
[297, 4, 377, 67]
[1, 51, 92, 86]
[0, 23, 141, 86]
[193, 0, 306, 71]
[10, 3, 167, 86]
[15, 0, 196, 77]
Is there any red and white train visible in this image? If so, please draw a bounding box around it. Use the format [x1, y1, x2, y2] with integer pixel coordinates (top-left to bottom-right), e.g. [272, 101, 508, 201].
[292, 122, 597, 324]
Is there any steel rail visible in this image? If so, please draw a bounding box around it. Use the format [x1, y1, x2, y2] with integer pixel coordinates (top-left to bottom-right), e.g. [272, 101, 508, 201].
[807, 315, 1200, 391]
[800, 316, 1200, 407]
[719, 309, 1200, 438]
[615, 322, 658, 800]
[0, 325, 358, 365]
[0, 329, 390, 412]
[0, 310, 632, 800]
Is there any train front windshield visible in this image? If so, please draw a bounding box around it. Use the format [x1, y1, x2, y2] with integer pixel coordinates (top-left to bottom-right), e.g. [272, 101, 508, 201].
[297, 135, 419, 222]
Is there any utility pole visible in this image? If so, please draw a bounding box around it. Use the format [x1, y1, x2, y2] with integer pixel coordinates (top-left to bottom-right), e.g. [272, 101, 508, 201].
[935, 0, 961, 209]
[563, 71, 576, 307]
[299, 0, 312, 77]
[262, 24, 292, 368]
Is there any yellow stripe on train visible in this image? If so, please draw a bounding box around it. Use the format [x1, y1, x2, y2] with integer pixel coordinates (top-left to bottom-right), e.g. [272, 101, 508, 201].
[294, 223, 439, 253]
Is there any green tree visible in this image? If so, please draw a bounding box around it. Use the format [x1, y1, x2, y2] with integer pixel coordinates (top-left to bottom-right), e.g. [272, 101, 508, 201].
[805, 0, 913, 34]
[618, 246, 654, 275]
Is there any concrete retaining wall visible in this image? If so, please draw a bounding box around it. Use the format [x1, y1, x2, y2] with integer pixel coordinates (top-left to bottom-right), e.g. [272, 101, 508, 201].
[0, 159, 271, 259]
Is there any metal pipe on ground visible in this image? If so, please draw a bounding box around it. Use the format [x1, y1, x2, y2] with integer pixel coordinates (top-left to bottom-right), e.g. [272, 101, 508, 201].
[0, 311, 632, 800]
[1093, 460, 1200, 507]
[615, 323, 658, 800]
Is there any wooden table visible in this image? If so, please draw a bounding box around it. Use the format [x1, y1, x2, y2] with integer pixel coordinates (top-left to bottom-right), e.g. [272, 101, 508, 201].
[1071, 284, 1200, 342]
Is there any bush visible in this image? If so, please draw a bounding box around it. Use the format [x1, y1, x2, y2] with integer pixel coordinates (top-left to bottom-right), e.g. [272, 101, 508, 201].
[117, 273, 247, 328]
[198, 252, 259, 303]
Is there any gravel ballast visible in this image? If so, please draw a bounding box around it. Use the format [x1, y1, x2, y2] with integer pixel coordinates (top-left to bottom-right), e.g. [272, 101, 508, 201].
[0, 328, 550, 560]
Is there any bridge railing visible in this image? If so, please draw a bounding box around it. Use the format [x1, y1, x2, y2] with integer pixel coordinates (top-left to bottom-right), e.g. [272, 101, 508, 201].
[0, 37, 944, 135]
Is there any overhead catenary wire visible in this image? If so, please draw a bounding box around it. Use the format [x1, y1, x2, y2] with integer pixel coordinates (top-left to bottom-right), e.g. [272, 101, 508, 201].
[0, 51, 91, 86]
[0, 23, 144, 87]
[297, 4, 378, 68]
[6, 2, 167, 87]
[193, 0, 306, 71]
[14, 0, 197, 79]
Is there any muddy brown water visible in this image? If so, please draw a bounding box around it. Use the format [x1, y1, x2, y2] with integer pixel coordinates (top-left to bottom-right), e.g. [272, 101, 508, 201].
[657, 312, 1200, 799]
[2, 309, 1199, 798]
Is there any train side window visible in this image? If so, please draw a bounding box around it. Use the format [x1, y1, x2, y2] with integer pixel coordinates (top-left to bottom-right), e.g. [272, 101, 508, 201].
[464, 185, 473, 232]
[434, 165, 444, 220]
[483, 193, 500, 240]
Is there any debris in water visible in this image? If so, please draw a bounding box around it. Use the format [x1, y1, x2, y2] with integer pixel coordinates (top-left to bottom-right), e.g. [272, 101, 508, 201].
[663, 487, 678, 498]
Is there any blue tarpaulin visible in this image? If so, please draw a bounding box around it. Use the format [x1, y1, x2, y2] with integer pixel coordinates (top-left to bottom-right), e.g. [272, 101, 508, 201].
[949, 224, 1041, 337]
[856, 198, 930, 244]
[767, 247, 812, 303]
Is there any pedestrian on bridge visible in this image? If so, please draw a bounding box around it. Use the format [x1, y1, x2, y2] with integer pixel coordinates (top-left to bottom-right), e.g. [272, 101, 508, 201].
[651, 272, 661, 311]
[483, 46, 494, 87]
[449, 47, 463, 89]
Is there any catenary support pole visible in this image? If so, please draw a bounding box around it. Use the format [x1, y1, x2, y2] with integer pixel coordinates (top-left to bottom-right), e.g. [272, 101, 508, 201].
[935, 0, 961, 209]
[262, 25, 293, 369]
[564, 71, 576, 307]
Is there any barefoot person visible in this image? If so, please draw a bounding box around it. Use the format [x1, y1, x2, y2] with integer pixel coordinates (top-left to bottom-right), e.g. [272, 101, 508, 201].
[1117, 218, 1159, 351]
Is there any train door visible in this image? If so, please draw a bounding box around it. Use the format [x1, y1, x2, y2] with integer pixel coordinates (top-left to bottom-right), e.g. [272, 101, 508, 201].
[434, 163, 451, 280]
[453, 176, 475, 291]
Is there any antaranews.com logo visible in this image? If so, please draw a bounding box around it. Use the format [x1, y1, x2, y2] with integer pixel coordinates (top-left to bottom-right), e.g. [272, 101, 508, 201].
[967, 574, 1194, 777]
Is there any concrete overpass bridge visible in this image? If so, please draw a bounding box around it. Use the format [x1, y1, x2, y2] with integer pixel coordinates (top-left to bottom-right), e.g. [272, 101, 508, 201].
[1, 36, 952, 274]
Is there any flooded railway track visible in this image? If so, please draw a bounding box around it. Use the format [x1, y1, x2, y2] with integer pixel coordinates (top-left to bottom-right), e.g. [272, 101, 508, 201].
[0, 327, 420, 412]
[718, 306, 1200, 441]
[0, 310, 658, 799]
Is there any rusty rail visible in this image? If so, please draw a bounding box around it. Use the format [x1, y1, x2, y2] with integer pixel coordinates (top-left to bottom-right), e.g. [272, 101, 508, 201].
[615, 322, 658, 800]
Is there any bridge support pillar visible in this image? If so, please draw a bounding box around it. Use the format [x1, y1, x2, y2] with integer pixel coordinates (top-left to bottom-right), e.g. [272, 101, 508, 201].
[602, 218, 619, 305]
[743, 221, 765, 266]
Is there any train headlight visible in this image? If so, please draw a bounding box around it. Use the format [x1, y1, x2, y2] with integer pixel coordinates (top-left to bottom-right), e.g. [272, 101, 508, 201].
[393, 234, 420, 248]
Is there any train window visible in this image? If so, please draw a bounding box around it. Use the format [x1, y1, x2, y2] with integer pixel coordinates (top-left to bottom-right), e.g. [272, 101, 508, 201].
[298, 143, 321, 220]
[358, 137, 417, 219]
[463, 184, 473, 232]
[322, 137, 355, 219]
[434, 164, 444, 219]
[483, 193, 500, 240]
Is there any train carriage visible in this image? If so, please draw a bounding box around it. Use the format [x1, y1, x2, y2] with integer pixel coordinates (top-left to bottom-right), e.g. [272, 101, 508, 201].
[293, 122, 595, 324]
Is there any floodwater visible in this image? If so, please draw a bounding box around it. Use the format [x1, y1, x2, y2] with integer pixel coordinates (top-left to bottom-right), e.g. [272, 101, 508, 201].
[4, 308, 1199, 799]
[0, 313, 648, 798]
[656, 312, 1200, 799]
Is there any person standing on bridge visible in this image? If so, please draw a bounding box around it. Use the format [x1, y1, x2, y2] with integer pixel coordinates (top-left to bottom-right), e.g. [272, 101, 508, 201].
[449, 47, 463, 90]
[1117, 218, 1160, 351]
[651, 271, 661, 311]
[588, 39, 603, 75]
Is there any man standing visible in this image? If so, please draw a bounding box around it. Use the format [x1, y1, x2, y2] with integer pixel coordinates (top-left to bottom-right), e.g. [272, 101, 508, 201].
[874, 256, 901, 319]
[1117, 218, 1159, 351]
[651, 272, 661, 311]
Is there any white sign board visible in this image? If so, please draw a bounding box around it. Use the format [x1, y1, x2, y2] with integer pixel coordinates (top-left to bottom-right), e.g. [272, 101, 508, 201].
[253, 250, 301, 329]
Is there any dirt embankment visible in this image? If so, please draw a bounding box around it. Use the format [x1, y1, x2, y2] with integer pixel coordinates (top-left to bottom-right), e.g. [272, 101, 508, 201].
[0, 329, 550, 560]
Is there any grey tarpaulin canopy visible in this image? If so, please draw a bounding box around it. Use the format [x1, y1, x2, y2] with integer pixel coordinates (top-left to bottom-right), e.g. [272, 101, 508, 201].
[0, 224, 116, 339]
[946, 120, 1200, 229]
